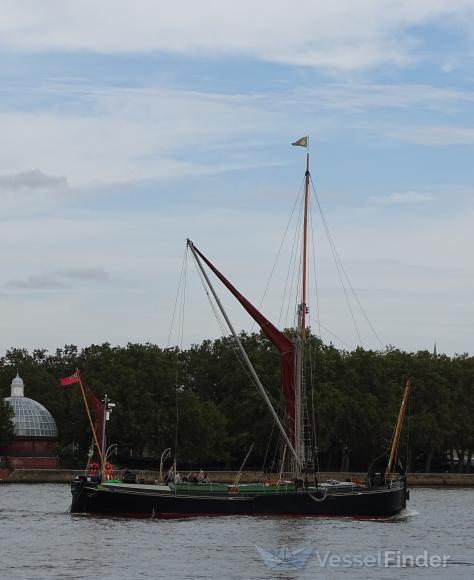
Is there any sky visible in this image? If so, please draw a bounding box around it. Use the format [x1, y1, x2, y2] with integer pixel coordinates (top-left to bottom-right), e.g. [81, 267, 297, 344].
[1, 0, 474, 355]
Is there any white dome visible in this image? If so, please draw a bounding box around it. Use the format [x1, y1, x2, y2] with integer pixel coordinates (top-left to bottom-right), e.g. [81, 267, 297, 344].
[4, 373, 58, 438]
[4, 396, 58, 438]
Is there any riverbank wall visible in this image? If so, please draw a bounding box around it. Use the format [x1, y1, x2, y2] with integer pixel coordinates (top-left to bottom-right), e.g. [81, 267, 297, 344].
[1, 469, 474, 486]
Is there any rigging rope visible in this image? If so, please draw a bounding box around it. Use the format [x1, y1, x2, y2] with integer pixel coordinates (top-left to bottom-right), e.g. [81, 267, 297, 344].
[277, 186, 301, 327]
[309, 175, 385, 349]
[166, 243, 190, 469]
[308, 190, 321, 338]
[261, 416, 276, 474]
[167, 246, 190, 348]
[252, 176, 304, 333]
[175, 248, 189, 460]
[308, 315, 353, 349]
[191, 255, 282, 411]
[308, 341, 320, 476]
[283, 194, 304, 329]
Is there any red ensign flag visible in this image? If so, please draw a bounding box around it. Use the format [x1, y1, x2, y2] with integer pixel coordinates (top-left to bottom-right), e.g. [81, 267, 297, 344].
[60, 372, 80, 388]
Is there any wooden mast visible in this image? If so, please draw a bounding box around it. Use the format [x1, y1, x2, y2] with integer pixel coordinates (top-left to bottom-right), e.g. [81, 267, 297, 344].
[301, 152, 310, 339]
[386, 378, 411, 480]
[295, 143, 310, 473]
[76, 368, 104, 468]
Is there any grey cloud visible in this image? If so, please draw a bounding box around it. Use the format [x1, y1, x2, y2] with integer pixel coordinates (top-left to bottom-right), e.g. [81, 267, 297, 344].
[6, 275, 64, 290]
[57, 267, 111, 281]
[5, 268, 111, 290]
[0, 169, 67, 190]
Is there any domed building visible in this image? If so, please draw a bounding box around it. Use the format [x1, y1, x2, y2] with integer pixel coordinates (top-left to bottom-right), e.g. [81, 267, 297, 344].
[1, 374, 59, 469]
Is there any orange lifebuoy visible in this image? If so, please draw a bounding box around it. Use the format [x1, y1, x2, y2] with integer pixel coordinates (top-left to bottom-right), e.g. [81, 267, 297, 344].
[88, 462, 100, 475]
[103, 462, 114, 480]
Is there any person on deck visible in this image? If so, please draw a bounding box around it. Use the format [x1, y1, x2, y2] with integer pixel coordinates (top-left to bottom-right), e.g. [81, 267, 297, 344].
[164, 467, 175, 484]
[197, 469, 204, 483]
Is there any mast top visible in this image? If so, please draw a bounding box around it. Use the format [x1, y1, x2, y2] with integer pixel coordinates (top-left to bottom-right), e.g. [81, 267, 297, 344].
[299, 139, 311, 340]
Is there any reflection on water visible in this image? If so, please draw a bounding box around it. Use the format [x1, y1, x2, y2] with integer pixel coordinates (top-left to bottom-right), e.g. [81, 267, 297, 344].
[0, 485, 472, 579]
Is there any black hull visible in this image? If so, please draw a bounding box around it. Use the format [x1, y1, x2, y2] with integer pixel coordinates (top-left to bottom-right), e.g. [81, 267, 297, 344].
[71, 478, 407, 518]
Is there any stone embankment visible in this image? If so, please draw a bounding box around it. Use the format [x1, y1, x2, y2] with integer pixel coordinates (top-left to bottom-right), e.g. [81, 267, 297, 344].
[1, 469, 473, 486]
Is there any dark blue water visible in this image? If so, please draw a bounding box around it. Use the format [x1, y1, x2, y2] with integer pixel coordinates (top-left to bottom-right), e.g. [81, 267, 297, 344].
[0, 485, 472, 579]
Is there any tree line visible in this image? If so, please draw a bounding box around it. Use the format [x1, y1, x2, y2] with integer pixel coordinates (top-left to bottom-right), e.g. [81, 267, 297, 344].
[0, 334, 472, 473]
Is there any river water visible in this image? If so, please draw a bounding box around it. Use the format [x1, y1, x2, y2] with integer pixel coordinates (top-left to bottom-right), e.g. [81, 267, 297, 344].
[0, 484, 472, 579]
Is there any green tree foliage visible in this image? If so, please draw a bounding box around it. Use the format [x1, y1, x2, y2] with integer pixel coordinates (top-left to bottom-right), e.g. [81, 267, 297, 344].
[0, 335, 472, 473]
[0, 397, 14, 445]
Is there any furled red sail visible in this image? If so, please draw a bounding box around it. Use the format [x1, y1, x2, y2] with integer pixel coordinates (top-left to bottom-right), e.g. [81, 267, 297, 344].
[192, 244, 295, 445]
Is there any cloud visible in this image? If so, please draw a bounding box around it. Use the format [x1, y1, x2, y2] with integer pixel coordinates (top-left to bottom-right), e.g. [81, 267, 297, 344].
[6, 275, 64, 290]
[0, 80, 466, 197]
[1, 3, 474, 356]
[0, 87, 281, 188]
[5, 268, 111, 291]
[388, 125, 474, 145]
[0, 79, 471, 196]
[0, 188, 473, 354]
[0, 78, 471, 195]
[58, 267, 110, 281]
[1, 1, 474, 70]
[369, 191, 435, 205]
[0, 169, 67, 190]
[294, 83, 474, 111]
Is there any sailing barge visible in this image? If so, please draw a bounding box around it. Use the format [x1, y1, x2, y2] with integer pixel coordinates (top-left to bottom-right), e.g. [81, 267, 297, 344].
[71, 139, 410, 518]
